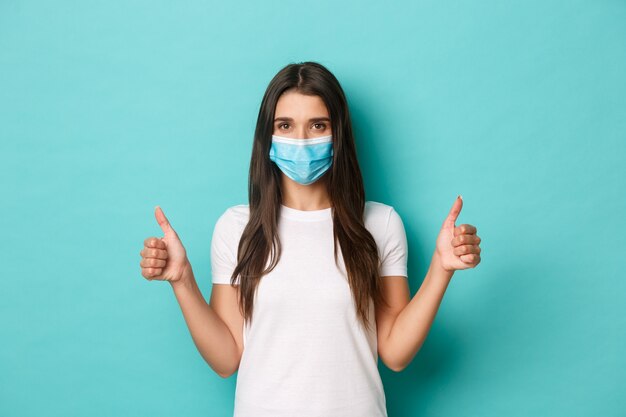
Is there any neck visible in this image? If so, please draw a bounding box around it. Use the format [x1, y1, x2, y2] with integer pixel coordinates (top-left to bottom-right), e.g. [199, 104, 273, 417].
[280, 174, 332, 210]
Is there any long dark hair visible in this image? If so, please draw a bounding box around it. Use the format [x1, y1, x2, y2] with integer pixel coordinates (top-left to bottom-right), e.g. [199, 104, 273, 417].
[229, 61, 389, 333]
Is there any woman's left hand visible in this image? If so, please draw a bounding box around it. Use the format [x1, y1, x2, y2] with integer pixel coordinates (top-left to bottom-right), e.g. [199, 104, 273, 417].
[435, 195, 481, 272]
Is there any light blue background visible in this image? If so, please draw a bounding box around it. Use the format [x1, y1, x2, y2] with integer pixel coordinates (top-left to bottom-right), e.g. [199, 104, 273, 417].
[1, 1, 624, 416]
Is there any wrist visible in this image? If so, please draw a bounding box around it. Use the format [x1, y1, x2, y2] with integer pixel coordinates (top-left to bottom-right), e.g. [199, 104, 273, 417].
[170, 260, 194, 289]
[431, 251, 454, 281]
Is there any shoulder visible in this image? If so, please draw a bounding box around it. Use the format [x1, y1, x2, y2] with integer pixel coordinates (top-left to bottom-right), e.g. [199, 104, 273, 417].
[364, 200, 396, 227]
[363, 200, 403, 242]
[214, 204, 249, 232]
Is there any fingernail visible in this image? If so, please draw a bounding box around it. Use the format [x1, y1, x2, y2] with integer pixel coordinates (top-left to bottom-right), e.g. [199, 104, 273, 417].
[458, 195, 463, 200]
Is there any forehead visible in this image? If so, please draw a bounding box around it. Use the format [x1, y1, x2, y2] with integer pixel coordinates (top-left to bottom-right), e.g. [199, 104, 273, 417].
[274, 90, 329, 118]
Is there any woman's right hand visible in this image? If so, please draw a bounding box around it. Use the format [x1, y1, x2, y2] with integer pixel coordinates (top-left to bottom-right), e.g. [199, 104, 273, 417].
[140, 206, 190, 283]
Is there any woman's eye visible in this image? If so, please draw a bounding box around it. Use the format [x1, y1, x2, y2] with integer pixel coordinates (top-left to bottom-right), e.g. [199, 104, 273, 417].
[313, 123, 326, 130]
[279, 123, 289, 129]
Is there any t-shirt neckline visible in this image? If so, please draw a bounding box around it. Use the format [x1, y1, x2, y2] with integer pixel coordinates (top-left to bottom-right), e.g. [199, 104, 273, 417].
[279, 204, 332, 221]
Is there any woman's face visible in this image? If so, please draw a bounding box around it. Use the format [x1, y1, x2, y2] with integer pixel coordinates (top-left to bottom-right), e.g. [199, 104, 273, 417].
[273, 89, 332, 139]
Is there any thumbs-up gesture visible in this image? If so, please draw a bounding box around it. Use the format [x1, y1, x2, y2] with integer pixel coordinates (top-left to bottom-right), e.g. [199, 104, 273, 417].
[435, 195, 482, 272]
[140, 206, 190, 283]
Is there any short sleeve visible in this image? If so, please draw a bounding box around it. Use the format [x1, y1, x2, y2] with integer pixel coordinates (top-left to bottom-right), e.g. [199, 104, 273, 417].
[210, 209, 241, 285]
[379, 208, 408, 277]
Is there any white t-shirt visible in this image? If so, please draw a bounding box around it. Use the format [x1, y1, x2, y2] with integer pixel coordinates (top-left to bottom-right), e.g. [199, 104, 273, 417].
[210, 201, 408, 417]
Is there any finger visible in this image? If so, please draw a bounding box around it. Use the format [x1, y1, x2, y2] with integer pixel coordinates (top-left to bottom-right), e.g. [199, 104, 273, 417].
[140, 247, 169, 260]
[452, 234, 481, 247]
[140, 258, 167, 268]
[454, 223, 477, 237]
[155, 206, 174, 235]
[144, 237, 166, 249]
[442, 195, 463, 229]
[460, 254, 480, 264]
[142, 267, 163, 279]
[453, 244, 481, 257]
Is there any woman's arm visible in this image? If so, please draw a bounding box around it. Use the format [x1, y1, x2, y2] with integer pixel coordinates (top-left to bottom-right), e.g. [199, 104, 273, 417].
[170, 262, 241, 378]
[383, 196, 481, 371]
[384, 250, 454, 371]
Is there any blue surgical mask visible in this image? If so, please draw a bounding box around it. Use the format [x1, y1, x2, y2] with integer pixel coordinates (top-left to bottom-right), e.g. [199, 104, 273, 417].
[269, 134, 333, 185]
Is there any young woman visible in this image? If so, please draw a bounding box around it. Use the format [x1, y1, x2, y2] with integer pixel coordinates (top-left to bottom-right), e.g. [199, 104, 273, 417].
[139, 61, 482, 417]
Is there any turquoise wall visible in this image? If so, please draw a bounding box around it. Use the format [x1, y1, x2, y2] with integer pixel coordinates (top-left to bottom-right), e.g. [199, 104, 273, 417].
[1, 1, 624, 416]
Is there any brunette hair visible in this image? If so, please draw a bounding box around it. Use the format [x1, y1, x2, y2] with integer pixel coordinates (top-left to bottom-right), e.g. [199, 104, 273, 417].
[229, 61, 389, 332]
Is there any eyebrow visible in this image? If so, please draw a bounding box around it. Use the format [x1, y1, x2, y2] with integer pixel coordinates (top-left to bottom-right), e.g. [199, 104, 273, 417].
[274, 117, 331, 122]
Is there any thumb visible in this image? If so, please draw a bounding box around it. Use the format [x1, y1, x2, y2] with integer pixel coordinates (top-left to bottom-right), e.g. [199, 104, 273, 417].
[154, 206, 176, 236]
[442, 195, 463, 229]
